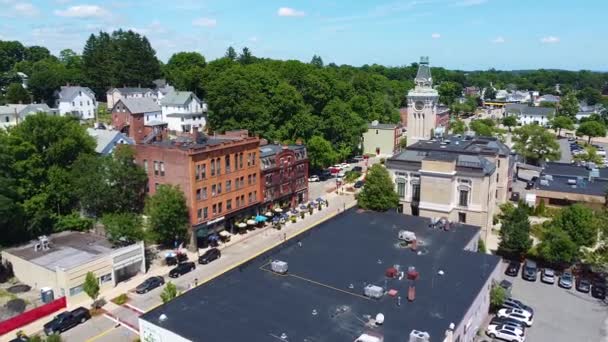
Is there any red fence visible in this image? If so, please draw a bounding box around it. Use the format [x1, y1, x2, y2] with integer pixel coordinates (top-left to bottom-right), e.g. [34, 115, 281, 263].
[0, 297, 67, 335]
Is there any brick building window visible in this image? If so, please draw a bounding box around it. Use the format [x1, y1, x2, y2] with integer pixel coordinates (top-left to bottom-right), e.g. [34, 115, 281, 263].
[212, 184, 217, 196]
[217, 183, 222, 194]
[239, 153, 244, 169]
[143, 159, 148, 173]
[218, 202, 222, 213]
[253, 191, 257, 201]
[225, 155, 231, 173]
[253, 174, 257, 184]
[212, 204, 217, 215]
[226, 180, 231, 192]
[234, 153, 238, 170]
[235, 177, 239, 190]
[241, 194, 245, 205]
[211, 159, 215, 176]
[216, 158, 221, 175]
[248, 174, 252, 185]
[247, 153, 251, 167]
[196, 188, 201, 200]
[202, 187, 207, 200]
[160, 162, 165, 176]
[154, 161, 159, 176]
[240, 176, 244, 187]
[195, 165, 200, 180]
[248, 192, 252, 203]
[197, 208, 202, 220]
[236, 196, 240, 207]
[203, 207, 208, 219]
[252, 152, 256, 166]
[227, 199, 232, 210]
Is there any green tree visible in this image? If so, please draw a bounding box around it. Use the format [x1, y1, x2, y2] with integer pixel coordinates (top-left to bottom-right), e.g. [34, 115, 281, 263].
[550, 115, 574, 137]
[357, 164, 399, 211]
[512, 124, 561, 165]
[0, 40, 26, 72]
[573, 145, 604, 164]
[551, 204, 599, 247]
[451, 118, 467, 135]
[478, 238, 487, 253]
[437, 81, 462, 106]
[559, 92, 580, 119]
[5, 83, 30, 104]
[576, 120, 606, 143]
[501, 115, 517, 132]
[164, 52, 206, 97]
[399, 137, 407, 149]
[160, 281, 178, 303]
[498, 205, 533, 256]
[306, 135, 337, 171]
[238, 47, 254, 65]
[310, 55, 324, 68]
[490, 284, 507, 311]
[145, 185, 189, 246]
[469, 119, 494, 136]
[578, 87, 603, 106]
[102, 212, 144, 245]
[25, 46, 51, 63]
[55, 212, 94, 232]
[485, 87, 496, 100]
[537, 227, 579, 264]
[224, 46, 237, 60]
[83, 271, 100, 302]
[27, 58, 71, 105]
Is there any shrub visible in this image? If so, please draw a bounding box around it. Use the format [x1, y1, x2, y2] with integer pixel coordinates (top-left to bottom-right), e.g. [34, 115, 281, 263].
[478, 239, 487, 253]
[490, 284, 507, 312]
[112, 293, 129, 305]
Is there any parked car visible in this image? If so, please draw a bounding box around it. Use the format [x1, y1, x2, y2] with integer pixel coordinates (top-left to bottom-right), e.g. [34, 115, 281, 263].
[44, 307, 91, 335]
[510, 192, 520, 202]
[576, 279, 591, 293]
[352, 166, 363, 173]
[497, 308, 534, 327]
[486, 325, 525, 342]
[165, 252, 188, 266]
[502, 298, 534, 315]
[169, 262, 196, 278]
[559, 272, 574, 289]
[522, 260, 537, 281]
[135, 276, 165, 294]
[308, 175, 320, 182]
[353, 155, 364, 162]
[541, 268, 556, 284]
[591, 284, 606, 299]
[339, 162, 350, 169]
[319, 171, 332, 181]
[505, 261, 520, 277]
[488, 323, 525, 337]
[199, 248, 221, 264]
[490, 317, 527, 331]
[354, 180, 365, 188]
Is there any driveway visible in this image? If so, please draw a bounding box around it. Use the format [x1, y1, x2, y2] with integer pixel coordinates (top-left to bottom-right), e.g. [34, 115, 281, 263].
[558, 137, 572, 163]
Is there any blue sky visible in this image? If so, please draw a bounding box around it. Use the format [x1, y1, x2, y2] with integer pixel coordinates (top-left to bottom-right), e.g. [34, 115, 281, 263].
[1, 0, 606, 70]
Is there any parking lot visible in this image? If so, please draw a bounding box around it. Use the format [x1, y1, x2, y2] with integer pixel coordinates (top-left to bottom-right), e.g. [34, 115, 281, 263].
[492, 271, 608, 342]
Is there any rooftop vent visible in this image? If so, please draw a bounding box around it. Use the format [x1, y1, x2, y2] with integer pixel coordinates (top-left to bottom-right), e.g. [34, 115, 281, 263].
[409, 330, 430, 342]
[540, 179, 549, 186]
[159, 314, 167, 322]
[355, 332, 384, 342]
[270, 260, 288, 274]
[398, 230, 416, 242]
[34, 236, 50, 252]
[567, 179, 577, 185]
[363, 284, 384, 299]
[375, 313, 385, 325]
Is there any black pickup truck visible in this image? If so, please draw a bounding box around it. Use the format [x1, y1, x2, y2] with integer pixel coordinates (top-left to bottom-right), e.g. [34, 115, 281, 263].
[43, 307, 91, 335]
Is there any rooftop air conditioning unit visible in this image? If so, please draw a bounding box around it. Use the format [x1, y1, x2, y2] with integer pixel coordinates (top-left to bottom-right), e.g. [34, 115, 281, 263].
[363, 284, 384, 299]
[567, 179, 577, 185]
[270, 260, 288, 274]
[355, 332, 383, 342]
[540, 179, 549, 186]
[398, 230, 416, 242]
[408, 330, 430, 342]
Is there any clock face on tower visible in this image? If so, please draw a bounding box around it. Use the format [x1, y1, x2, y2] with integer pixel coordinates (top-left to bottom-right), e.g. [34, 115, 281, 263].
[414, 101, 425, 111]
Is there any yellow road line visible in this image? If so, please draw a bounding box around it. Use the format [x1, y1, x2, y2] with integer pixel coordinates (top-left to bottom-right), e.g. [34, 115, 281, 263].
[85, 326, 115, 342]
[146, 200, 356, 312]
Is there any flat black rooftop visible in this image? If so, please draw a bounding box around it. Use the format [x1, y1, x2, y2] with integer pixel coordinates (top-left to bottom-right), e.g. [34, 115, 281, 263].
[535, 162, 608, 196]
[141, 209, 500, 341]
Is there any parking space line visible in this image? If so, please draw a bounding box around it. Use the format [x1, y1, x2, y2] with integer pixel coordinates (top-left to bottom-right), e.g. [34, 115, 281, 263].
[84, 326, 115, 342]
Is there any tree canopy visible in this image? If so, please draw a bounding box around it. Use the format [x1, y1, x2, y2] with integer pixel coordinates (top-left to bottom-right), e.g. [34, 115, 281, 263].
[576, 120, 606, 143]
[164, 52, 206, 98]
[512, 124, 561, 165]
[357, 164, 399, 211]
[498, 205, 533, 256]
[145, 184, 190, 247]
[550, 115, 574, 137]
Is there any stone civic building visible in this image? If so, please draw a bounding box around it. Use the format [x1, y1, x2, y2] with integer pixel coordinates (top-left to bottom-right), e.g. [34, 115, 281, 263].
[386, 135, 512, 236]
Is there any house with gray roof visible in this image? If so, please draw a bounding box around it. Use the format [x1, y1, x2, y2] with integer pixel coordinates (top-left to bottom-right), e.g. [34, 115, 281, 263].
[86, 128, 134, 155]
[0, 103, 56, 129]
[112, 97, 163, 127]
[160, 91, 207, 133]
[106, 87, 156, 108]
[362, 120, 402, 157]
[55, 86, 97, 120]
[505, 103, 555, 126]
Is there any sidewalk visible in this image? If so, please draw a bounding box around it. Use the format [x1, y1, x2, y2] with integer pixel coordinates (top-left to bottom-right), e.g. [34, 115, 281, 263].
[2, 191, 357, 341]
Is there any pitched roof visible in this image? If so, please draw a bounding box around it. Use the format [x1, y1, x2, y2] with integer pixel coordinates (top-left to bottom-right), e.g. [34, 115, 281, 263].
[57, 86, 95, 102]
[0, 104, 53, 118]
[119, 97, 161, 114]
[160, 91, 199, 106]
[86, 128, 134, 154]
[107, 87, 153, 95]
[505, 103, 554, 117]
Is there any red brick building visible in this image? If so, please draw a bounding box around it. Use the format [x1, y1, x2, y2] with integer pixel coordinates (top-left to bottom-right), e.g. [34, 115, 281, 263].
[259, 143, 309, 211]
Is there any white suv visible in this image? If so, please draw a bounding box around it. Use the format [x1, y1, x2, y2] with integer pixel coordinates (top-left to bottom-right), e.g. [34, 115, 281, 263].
[497, 308, 534, 327]
[486, 325, 525, 342]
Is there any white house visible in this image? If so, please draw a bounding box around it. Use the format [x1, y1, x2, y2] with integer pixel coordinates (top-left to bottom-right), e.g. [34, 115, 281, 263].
[0, 103, 55, 129]
[160, 91, 207, 133]
[112, 97, 163, 126]
[56, 86, 97, 120]
[505, 103, 555, 126]
[152, 79, 175, 104]
[535, 94, 560, 106]
[106, 87, 156, 109]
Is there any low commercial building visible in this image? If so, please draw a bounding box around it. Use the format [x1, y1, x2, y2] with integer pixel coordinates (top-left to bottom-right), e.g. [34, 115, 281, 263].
[362, 120, 401, 157]
[139, 210, 501, 342]
[505, 103, 555, 126]
[533, 162, 608, 208]
[2, 232, 144, 306]
[259, 143, 309, 211]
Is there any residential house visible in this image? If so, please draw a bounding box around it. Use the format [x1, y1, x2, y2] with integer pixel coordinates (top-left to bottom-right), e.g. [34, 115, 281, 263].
[362, 121, 402, 156]
[576, 102, 604, 121]
[86, 128, 134, 155]
[55, 86, 97, 120]
[259, 143, 308, 211]
[112, 97, 167, 144]
[106, 87, 156, 109]
[0, 103, 55, 129]
[152, 79, 175, 104]
[161, 91, 207, 133]
[535, 94, 560, 106]
[505, 103, 555, 126]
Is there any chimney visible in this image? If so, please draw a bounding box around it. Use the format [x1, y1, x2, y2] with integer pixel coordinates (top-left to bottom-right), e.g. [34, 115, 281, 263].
[192, 126, 200, 143]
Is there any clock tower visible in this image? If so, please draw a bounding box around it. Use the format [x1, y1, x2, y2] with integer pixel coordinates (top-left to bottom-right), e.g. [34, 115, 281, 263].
[406, 56, 440, 146]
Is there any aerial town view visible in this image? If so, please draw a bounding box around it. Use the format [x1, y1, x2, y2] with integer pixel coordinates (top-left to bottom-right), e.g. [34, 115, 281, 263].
[0, 1, 607, 341]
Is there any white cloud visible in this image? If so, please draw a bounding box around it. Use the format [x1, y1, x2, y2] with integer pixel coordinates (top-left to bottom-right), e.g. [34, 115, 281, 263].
[278, 7, 305, 17]
[492, 36, 505, 44]
[431, 33, 441, 39]
[55, 0, 71, 3]
[13, 2, 39, 16]
[54, 5, 109, 18]
[540, 36, 559, 44]
[454, 0, 487, 6]
[192, 17, 217, 27]
[249, 36, 258, 43]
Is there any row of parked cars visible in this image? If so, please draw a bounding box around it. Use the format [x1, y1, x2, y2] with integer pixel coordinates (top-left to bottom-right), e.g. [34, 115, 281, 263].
[570, 140, 607, 166]
[506, 260, 606, 299]
[487, 297, 534, 342]
[308, 157, 366, 183]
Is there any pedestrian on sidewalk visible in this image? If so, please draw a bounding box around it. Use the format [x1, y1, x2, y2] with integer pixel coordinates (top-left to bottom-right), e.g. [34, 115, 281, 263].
[194, 278, 198, 286]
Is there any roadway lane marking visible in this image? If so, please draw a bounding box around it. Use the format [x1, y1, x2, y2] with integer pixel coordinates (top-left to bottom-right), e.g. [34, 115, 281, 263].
[84, 326, 115, 342]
